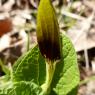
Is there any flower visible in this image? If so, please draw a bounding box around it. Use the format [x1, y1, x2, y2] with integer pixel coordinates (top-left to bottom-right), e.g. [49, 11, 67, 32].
[37, 0, 61, 61]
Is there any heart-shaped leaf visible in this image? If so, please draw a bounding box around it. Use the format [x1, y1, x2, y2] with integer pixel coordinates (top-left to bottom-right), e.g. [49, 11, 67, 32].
[12, 33, 79, 95]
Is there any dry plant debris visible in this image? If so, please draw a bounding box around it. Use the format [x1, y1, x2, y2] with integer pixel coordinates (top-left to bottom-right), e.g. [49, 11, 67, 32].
[0, 0, 95, 95]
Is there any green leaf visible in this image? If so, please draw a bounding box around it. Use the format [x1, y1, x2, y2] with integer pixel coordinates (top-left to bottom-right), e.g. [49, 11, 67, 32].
[0, 81, 13, 94]
[8, 81, 41, 95]
[13, 46, 40, 83]
[0, 81, 41, 95]
[0, 59, 10, 75]
[12, 33, 79, 95]
[50, 33, 80, 95]
[13, 45, 46, 85]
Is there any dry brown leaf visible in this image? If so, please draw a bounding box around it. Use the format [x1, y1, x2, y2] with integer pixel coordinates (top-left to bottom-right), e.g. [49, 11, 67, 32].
[0, 18, 12, 37]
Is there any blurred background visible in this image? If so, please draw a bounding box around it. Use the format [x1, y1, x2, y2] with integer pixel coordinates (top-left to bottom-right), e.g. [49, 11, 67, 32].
[0, 0, 95, 95]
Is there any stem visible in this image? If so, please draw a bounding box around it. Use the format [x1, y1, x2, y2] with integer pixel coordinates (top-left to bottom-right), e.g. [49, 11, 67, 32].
[27, 31, 30, 51]
[40, 60, 56, 95]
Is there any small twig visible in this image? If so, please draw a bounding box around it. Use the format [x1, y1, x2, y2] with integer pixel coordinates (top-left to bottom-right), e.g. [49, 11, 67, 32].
[74, 11, 95, 44]
[80, 75, 95, 86]
[84, 34, 89, 72]
[8, 63, 13, 81]
[61, 10, 85, 20]
[72, 10, 95, 72]
[8, 40, 24, 48]
[27, 31, 30, 51]
[30, 0, 38, 8]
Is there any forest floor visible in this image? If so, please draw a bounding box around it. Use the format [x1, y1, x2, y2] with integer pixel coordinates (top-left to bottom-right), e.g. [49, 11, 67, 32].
[0, 0, 95, 95]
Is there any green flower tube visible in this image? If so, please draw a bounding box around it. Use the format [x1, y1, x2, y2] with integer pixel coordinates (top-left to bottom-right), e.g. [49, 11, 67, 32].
[37, 0, 61, 61]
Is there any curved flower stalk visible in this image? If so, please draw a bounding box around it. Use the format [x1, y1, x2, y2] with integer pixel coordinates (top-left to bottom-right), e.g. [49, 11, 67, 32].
[37, 0, 61, 94]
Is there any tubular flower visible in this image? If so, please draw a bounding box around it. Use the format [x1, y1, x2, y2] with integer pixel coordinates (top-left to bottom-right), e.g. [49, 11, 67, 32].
[37, 0, 61, 61]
